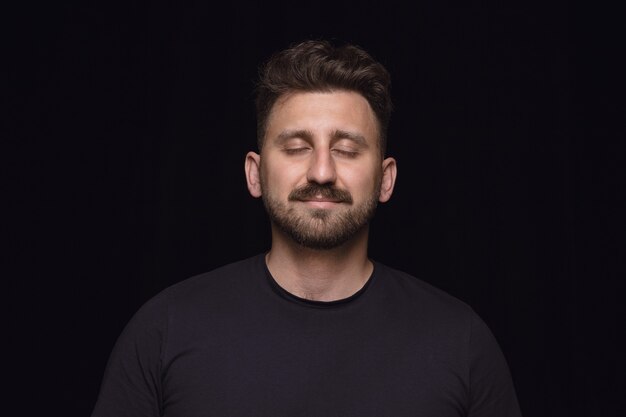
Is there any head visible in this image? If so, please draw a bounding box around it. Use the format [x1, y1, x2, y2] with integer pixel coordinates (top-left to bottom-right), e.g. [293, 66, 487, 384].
[255, 39, 393, 157]
[246, 40, 397, 250]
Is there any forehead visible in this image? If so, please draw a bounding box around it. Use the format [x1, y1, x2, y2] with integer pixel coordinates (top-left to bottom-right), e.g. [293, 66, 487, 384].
[265, 91, 379, 144]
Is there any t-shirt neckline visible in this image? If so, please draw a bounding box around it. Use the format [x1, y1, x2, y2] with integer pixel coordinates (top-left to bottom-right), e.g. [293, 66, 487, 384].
[260, 253, 377, 309]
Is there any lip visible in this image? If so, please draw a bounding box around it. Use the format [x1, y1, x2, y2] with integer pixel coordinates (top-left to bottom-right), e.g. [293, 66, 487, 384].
[298, 198, 343, 208]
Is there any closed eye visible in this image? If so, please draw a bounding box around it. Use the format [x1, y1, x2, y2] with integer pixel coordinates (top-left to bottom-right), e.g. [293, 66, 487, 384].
[283, 147, 310, 155]
[332, 148, 359, 158]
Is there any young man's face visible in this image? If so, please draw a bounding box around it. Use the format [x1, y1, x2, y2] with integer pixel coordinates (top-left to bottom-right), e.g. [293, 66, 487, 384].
[246, 90, 396, 249]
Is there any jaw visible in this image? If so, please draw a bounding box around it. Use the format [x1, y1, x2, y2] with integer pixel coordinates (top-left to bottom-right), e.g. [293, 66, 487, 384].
[269, 220, 371, 254]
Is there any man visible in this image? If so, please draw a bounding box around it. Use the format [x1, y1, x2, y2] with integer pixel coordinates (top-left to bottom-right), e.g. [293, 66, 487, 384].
[91, 39, 522, 417]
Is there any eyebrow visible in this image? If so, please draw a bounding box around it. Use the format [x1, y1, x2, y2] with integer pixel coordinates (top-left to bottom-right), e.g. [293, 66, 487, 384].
[275, 129, 314, 143]
[331, 129, 368, 147]
[274, 129, 368, 147]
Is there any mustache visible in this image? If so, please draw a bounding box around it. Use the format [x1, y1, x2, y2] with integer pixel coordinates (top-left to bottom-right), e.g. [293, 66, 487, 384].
[288, 183, 353, 204]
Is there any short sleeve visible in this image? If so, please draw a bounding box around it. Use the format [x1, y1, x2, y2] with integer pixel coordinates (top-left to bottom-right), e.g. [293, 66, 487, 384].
[467, 311, 523, 417]
[90, 295, 168, 417]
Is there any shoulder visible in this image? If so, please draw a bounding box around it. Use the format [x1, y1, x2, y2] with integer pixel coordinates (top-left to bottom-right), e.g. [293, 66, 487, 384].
[369, 261, 496, 353]
[373, 261, 476, 319]
[129, 253, 265, 325]
[162, 254, 262, 293]
[371, 262, 512, 380]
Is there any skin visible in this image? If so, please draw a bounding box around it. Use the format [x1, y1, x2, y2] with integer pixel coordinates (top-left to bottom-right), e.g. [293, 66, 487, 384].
[245, 90, 397, 301]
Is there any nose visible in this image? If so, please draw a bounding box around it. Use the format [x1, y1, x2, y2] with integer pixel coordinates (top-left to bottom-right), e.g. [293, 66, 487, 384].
[306, 148, 337, 185]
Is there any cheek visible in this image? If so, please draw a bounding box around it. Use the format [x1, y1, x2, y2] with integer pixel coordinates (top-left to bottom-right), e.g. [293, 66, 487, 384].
[343, 167, 380, 196]
[262, 164, 303, 196]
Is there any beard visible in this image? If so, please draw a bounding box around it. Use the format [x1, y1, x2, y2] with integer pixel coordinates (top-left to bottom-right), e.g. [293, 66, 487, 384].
[261, 180, 381, 250]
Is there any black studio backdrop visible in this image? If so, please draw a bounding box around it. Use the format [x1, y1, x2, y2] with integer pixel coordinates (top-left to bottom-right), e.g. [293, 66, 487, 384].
[7, 1, 624, 416]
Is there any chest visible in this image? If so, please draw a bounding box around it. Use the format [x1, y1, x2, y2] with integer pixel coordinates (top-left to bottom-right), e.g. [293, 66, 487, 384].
[160, 310, 469, 417]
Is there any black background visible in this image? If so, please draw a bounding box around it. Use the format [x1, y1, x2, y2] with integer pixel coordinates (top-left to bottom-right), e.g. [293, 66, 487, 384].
[7, 1, 624, 416]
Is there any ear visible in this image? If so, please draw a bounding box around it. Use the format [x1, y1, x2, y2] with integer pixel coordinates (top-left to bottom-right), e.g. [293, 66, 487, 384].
[245, 151, 263, 198]
[378, 157, 397, 203]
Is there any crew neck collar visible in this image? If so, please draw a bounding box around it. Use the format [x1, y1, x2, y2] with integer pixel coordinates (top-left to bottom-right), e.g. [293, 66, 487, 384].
[260, 253, 377, 309]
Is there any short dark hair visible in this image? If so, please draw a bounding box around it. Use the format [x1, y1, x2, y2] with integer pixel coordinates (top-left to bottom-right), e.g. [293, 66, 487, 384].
[255, 39, 393, 155]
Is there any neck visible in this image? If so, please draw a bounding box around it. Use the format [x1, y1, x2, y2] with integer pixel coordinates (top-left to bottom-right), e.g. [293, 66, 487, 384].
[265, 226, 373, 302]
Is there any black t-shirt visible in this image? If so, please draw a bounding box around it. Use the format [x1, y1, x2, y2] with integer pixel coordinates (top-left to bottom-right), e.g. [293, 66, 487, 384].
[91, 254, 522, 417]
